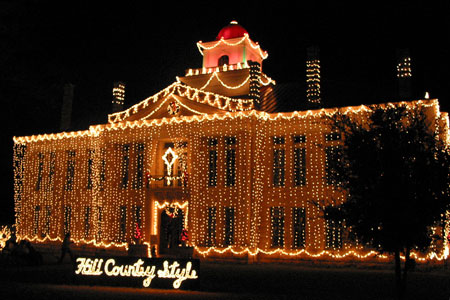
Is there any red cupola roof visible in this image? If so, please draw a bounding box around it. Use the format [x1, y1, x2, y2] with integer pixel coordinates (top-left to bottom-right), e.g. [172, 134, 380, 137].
[216, 21, 248, 40]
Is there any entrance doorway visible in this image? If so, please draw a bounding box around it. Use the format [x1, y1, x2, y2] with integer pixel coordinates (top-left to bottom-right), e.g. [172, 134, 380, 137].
[159, 204, 186, 254]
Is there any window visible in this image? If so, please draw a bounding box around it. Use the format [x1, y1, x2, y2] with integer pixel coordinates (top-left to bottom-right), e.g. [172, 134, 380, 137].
[35, 153, 44, 191]
[293, 135, 307, 186]
[206, 207, 216, 246]
[273, 136, 285, 145]
[44, 206, 51, 237]
[86, 149, 94, 190]
[218, 55, 229, 66]
[47, 152, 56, 191]
[293, 135, 306, 144]
[325, 132, 341, 141]
[65, 150, 76, 191]
[33, 206, 40, 235]
[326, 219, 343, 250]
[134, 205, 142, 229]
[119, 206, 127, 242]
[99, 149, 106, 191]
[120, 144, 130, 189]
[208, 138, 218, 187]
[273, 137, 285, 187]
[292, 207, 306, 248]
[271, 206, 285, 248]
[96, 206, 103, 240]
[134, 143, 145, 189]
[64, 206, 72, 235]
[13, 144, 26, 217]
[84, 206, 91, 239]
[177, 151, 187, 187]
[225, 137, 236, 187]
[325, 146, 343, 185]
[273, 150, 285, 186]
[224, 207, 235, 246]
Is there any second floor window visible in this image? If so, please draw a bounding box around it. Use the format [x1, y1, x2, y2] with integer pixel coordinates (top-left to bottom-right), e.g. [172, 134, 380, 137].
[35, 153, 44, 191]
[293, 135, 307, 186]
[86, 149, 94, 190]
[225, 137, 236, 187]
[325, 146, 343, 186]
[65, 150, 76, 191]
[208, 138, 218, 187]
[273, 136, 286, 187]
[120, 144, 130, 189]
[134, 143, 145, 189]
[47, 152, 56, 191]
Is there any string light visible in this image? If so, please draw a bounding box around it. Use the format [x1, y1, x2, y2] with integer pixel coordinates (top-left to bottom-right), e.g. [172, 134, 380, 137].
[306, 59, 321, 105]
[197, 33, 268, 60]
[397, 57, 412, 78]
[112, 82, 126, 105]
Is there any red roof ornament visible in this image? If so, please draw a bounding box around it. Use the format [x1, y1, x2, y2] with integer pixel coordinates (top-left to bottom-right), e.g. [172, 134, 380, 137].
[216, 21, 249, 40]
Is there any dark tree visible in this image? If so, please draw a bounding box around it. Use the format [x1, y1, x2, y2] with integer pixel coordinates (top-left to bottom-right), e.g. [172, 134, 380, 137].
[324, 104, 450, 299]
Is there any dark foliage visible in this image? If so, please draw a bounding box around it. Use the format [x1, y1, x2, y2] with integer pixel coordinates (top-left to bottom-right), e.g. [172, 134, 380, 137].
[324, 104, 450, 298]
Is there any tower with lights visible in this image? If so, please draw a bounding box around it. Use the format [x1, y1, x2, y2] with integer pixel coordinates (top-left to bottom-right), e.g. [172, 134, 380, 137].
[306, 45, 321, 108]
[396, 48, 412, 99]
[112, 81, 126, 113]
[179, 21, 272, 105]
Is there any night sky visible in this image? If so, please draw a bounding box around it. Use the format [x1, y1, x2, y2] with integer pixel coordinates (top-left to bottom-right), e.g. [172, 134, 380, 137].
[1, 1, 449, 224]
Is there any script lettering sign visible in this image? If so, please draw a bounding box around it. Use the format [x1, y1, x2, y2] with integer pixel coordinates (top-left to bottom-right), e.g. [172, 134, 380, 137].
[74, 256, 200, 290]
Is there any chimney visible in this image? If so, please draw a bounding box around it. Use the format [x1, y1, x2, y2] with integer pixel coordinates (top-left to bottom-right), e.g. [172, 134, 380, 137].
[306, 45, 321, 108]
[112, 81, 126, 113]
[396, 48, 412, 99]
[60, 83, 74, 131]
[248, 61, 261, 109]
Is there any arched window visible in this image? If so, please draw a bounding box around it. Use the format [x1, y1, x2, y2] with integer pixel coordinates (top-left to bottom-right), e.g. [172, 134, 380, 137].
[218, 55, 229, 66]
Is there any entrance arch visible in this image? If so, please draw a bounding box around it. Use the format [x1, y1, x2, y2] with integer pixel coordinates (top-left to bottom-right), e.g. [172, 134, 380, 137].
[159, 204, 186, 253]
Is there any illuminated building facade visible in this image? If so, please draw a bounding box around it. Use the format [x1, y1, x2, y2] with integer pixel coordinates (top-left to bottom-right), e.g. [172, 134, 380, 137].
[13, 22, 449, 262]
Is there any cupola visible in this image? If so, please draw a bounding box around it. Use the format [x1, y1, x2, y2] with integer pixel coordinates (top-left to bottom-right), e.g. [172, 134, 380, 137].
[197, 21, 268, 69]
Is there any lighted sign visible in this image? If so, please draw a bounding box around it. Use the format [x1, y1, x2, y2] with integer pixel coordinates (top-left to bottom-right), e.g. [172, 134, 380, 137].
[162, 147, 178, 185]
[74, 256, 200, 290]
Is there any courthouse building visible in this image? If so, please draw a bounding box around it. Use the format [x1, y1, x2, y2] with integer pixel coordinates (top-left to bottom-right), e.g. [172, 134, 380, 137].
[13, 21, 449, 262]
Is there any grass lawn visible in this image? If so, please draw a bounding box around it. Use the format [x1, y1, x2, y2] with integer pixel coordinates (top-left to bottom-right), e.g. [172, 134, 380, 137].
[0, 256, 449, 300]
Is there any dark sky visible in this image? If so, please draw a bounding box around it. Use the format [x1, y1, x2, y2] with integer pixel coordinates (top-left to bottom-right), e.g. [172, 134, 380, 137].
[1, 1, 449, 223]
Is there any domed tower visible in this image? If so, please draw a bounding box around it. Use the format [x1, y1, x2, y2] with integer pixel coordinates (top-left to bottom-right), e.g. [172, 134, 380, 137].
[201, 20, 267, 69]
[178, 21, 274, 104]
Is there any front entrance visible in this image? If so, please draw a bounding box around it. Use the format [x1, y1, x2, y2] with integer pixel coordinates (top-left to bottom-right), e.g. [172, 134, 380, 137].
[159, 204, 186, 254]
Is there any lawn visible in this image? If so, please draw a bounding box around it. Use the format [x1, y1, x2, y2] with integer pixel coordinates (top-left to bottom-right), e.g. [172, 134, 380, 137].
[0, 256, 449, 300]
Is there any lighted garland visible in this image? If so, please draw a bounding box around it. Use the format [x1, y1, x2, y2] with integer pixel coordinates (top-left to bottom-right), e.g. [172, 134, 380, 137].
[197, 33, 268, 60]
[12, 99, 449, 262]
[184, 69, 275, 91]
[107, 82, 256, 123]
